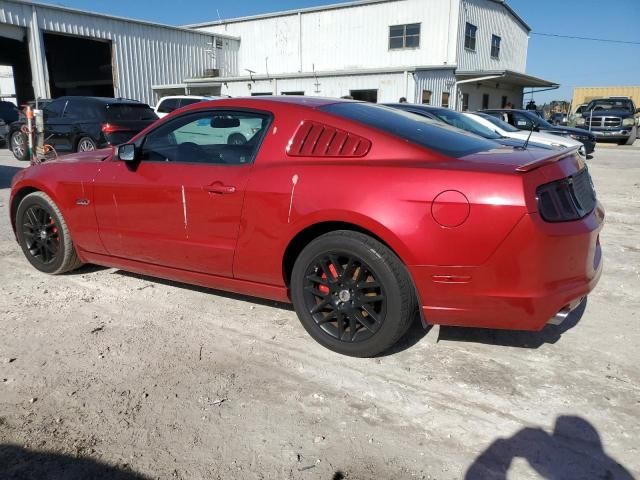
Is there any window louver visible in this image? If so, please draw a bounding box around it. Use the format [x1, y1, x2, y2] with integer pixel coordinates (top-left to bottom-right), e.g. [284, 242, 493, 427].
[287, 121, 371, 157]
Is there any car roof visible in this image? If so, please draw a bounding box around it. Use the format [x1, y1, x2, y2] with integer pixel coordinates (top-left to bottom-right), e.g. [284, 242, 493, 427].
[55, 96, 146, 105]
[193, 96, 345, 110]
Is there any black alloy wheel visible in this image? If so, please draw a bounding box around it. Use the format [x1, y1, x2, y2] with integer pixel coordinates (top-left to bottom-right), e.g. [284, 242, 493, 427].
[21, 204, 60, 265]
[291, 230, 416, 357]
[303, 253, 386, 343]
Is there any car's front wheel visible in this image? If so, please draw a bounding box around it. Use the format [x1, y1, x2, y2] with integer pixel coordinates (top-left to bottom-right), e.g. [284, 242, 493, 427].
[10, 131, 28, 161]
[291, 231, 416, 357]
[16, 192, 83, 274]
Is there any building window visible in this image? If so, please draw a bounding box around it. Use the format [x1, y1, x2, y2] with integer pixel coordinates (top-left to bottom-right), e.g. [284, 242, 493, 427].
[389, 23, 421, 50]
[462, 93, 470, 111]
[491, 35, 501, 59]
[251, 92, 273, 96]
[282, 91, 305, 95]
[441, 92, 450, 108]
[482, 93, 490, 109]
[464, 23, 477, 51]
[501, 96, 508, 108]
[350, 89, 378, 103]
[421, 90, 432, 105]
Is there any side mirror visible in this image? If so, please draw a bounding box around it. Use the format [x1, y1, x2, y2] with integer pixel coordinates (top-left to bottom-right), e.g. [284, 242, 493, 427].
[117, 144, 136, 162]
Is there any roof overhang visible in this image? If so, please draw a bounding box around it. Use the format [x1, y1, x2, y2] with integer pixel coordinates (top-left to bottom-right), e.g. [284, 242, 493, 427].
[456, 70, 558, 88]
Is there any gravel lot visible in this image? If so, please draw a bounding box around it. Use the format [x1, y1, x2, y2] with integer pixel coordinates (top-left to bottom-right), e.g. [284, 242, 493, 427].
[0, 144, 638, 479]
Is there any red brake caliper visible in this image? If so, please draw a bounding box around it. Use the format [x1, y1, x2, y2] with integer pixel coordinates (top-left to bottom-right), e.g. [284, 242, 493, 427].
[318, 263, 338, 294]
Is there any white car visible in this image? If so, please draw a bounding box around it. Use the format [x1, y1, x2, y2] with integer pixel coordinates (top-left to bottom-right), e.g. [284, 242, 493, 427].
[466, 112, 586, 157]
[154, 95, 226, 118]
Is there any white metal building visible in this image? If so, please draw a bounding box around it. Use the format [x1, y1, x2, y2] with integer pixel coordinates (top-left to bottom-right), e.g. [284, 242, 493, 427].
[0, 0, 239, 105]
[190, 0, 556, 109]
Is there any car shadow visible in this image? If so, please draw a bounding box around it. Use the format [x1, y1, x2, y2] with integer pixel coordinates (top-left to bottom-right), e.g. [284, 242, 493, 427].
[114, 270, 294, 311]
[0, 165, 23, 189]
[0, 444, 150, 480]
[436, 298, 587, 349]
[464, 415, 634, 479]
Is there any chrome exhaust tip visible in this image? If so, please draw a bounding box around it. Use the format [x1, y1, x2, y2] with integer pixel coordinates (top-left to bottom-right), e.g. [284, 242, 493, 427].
[548, 307, 572, 326]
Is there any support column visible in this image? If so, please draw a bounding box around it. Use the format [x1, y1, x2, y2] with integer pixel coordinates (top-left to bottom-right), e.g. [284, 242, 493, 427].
[27, 5, 50, 100]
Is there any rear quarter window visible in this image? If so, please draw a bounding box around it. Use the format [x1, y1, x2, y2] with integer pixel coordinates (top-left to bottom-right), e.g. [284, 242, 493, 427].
[321, 103, 500, 158]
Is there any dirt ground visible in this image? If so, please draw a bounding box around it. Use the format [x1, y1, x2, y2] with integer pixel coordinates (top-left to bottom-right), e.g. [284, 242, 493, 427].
[0, 144, 638, 480]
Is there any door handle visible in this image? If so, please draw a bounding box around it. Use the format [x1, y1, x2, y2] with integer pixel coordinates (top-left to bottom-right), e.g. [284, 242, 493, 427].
[205, 184, 236, 194]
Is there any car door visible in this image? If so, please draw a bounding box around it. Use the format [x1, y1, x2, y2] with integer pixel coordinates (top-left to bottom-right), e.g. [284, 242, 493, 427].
[93, 109, 271, 278]
[43, 99, 75, 152]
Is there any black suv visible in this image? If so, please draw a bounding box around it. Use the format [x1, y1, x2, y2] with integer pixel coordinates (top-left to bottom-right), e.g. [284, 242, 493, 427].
[8, 96, 158, 161]
[576, 97, 639, 145]
[481, 108, 597, 155]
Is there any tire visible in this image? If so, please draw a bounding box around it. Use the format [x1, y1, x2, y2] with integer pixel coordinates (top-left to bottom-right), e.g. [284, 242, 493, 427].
[10, 131, 28, 161]
[227, 133, 247, 145]
[15, 192, 83, 275]
[77, 136, 97, 152]
[290, 230, 416, 357]
[624, 127, 637, 146]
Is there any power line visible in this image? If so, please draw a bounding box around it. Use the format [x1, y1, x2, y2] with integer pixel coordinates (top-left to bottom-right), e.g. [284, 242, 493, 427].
[531, 32, 640, 45]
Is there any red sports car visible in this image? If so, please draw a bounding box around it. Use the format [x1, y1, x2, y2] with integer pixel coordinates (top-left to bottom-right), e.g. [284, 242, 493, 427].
[9, 97, 604, 357]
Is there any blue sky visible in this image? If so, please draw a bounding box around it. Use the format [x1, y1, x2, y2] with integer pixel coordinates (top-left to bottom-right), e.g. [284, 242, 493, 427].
[48, 0, 640, 103]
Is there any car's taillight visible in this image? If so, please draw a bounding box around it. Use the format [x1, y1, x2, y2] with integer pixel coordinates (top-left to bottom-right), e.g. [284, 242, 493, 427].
[536, 168, 596, 222]
[101, 123, 128, 134]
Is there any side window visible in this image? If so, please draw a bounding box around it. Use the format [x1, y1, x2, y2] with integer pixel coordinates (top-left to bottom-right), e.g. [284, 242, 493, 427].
[140, 110, 270, 165]
[157, 98, 179, 114]
[44, 100, 66, 119]
[179, 98, 203, 108]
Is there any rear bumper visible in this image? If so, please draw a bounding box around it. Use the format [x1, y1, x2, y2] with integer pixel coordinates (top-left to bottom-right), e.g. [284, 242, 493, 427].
[411, 203, 604, 331]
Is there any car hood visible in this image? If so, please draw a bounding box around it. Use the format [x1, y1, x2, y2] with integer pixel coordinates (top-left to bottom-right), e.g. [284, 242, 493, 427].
[584, 109, 634, 118]
[541, 125, 595, 137]
[47, 148, 112, 164]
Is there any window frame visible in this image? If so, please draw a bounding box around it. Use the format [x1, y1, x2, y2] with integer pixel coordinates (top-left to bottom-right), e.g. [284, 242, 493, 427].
[138, 108, 273, 167]
[389, 23, 421, 50]
[491, 34, 501, 59]
[464, 22, 477, 51]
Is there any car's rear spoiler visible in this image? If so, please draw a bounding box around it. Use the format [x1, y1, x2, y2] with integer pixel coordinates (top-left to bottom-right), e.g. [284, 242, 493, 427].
[515, 146, 581, 173]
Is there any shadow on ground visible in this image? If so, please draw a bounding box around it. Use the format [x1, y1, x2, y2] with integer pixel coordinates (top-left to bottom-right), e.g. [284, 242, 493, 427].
[0, 444, 149, 480]
[114, 269, 294, 311]
[0, 165, 22, 189]
[465, 415, 634, 479]
[436, 298, 587, 349]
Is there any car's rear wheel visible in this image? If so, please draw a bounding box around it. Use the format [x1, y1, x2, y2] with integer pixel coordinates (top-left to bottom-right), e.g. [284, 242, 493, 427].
[77, 137, 97, 152]
[16, 192, 83, 275]
[10, 131, 28, 161]
[291, 230, 416, 357]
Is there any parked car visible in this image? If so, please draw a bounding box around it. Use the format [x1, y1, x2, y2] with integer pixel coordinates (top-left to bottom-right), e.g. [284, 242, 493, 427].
[385, 103, 553, 151]
[576, 97, 639, 145]
[0, 100, 19, 124]
[154, 95, 227, 118]
[549, 112, 568, 126]
[0, 118, 8, 146]
[467, 112, 586, 157]
[9, 96, 158, 161]
[10, 98, 603, 357]
[481, 108, 597, 155]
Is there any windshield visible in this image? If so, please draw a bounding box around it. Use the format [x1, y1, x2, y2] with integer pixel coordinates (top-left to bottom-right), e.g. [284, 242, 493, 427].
[585, 99, 633, 112]
[520, 110, 555, 129]
[320, 103, 501, 158]
[426, 109, 502, 140]
[473, 112, 519, 132]
[105, 104, 158, 122]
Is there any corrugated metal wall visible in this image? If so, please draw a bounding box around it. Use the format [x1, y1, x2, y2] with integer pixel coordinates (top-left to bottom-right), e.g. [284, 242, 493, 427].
[197, 0, 459, 76]
[572, 86, 640, 108]
[457, 0, 528, 73]
[0, 0, 239, 104]
[413, 68, 456, 106]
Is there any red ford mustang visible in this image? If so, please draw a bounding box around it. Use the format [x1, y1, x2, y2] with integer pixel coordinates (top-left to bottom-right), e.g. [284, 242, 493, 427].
[9, 97, 604, 357]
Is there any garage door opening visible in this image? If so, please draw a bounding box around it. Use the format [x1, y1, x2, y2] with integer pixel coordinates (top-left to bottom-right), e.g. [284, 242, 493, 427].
[43, 33, 114, 98]
[0, 28, 35, 105]
[350, 89, 378, 103]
